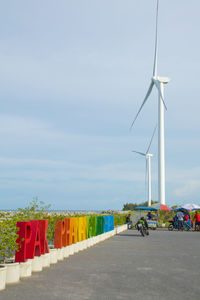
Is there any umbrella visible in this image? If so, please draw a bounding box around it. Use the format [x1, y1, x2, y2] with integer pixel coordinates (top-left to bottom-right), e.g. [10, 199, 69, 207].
[181, 203, 200, 212]
[172, 207, 188, 212]
[135, 206, 157, 211]
[151, 203, 171, 211]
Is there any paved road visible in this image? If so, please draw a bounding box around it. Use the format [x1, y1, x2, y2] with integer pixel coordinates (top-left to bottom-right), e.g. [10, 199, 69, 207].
[1, 230, 200, 300]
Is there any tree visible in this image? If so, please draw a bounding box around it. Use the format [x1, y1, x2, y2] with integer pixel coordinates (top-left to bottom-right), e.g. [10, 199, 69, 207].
[122, 200, 158, 211]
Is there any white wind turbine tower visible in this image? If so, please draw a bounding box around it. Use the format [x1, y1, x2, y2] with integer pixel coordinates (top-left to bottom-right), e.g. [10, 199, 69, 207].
[132, 126, 157, 207]
[130, 0, 170, 205]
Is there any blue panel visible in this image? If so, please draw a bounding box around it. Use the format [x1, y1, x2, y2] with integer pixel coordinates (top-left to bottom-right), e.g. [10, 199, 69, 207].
[103, 216, 109, 232]
[108, 215, 114, 231]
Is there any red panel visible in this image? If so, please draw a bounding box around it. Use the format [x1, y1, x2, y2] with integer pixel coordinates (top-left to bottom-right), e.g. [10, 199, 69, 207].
[15, 221, 32, 263]
[39, 219, 49, 254]
[26, 220, 41, 258]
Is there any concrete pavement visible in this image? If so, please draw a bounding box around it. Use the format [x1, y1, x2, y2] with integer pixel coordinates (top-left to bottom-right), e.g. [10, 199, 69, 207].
[1, 229, 200, 300]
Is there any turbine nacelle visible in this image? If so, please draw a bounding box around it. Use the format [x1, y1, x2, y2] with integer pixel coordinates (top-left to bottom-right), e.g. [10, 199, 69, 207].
[129, 76, 169, 130]
[153, 76, 170, 84]
[146, 153, 153, 158]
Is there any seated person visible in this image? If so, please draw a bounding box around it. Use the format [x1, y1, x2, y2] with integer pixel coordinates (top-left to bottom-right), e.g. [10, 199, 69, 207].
[126, 214, 133, 229]
[147, 211, 153, 220]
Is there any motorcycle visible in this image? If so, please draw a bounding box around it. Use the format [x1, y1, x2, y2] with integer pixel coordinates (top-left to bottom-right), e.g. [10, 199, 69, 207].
[136, 222, 149, 237]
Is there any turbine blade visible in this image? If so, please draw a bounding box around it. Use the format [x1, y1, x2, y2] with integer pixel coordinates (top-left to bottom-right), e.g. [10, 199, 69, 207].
[153, 0, 159, 77]
[130, 81, 154, 130]
[153, 78, 168, 110]
[146, 124, 157, 154]
[132, 150, 146, 156]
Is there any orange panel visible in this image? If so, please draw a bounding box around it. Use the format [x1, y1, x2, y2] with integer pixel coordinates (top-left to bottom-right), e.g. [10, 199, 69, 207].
[64, 218, 71, 246]
[54, 219, 65, 248]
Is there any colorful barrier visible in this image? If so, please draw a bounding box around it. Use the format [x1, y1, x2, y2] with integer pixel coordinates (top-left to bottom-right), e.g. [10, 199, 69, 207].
[0, 214, 126, 291]
[15, 215, 116, 262]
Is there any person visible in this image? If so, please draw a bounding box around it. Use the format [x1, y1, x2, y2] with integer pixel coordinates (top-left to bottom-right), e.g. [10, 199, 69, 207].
[136, 216, 149, 231]
[183, 212, 192, 230]
[184, 213, 189, 222]
[173, 214, 179, 229]
[126, 214, 132, 229]
[177, 211, 184, 230]
[147, 211, 153, 220]
[191, 216, 194, 228]
[193, 211, 200, 231]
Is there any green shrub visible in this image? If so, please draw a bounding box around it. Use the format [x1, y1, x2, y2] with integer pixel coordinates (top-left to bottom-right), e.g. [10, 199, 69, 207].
[0, 212, 19, 263]
[114, 214, 126, 226]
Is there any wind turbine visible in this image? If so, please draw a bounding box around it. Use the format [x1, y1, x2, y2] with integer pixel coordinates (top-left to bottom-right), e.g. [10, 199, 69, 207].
[132, 126, 157, 207]
[130, 0, 170, 205]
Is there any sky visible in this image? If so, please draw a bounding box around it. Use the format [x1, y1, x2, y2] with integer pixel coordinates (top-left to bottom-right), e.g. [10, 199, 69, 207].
[0, 0, 199, 210]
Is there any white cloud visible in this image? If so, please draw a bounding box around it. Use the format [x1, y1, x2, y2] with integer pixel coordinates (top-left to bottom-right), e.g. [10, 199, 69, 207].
[174, 180, 200, 198]
[0, 156, 144, 184]
[166, 166, 200, 183]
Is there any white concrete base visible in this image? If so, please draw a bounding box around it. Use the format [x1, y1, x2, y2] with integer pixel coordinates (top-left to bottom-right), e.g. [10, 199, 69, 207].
[77, 242, 82, 251]
[87, 239, 92, 247]
[42, 253, 51, 268]
[96, 235, 101, 243]
[57, 248, 64, 261]
[116, 224, 128, 234]
[31, 256, 43, 272]
[110, 229, 116, 236]
[63, 246, 70, 258]
[86, 239, 91, 248]
[20, 260, 32, 278]
[0, 265, 7, 291]
[50, 249, 58, 264]
[74, 243, 80, 253]
[1, 262, 20, 284]
[68, 244, 75, 256]
[89, 237, 93, 246]
[81, 240, 87, 250]
[105, 232, 109, 239]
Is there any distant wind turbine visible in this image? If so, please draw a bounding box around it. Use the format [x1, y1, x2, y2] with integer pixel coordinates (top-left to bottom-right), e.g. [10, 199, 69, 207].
[132, 126, 157, 207]
[130, 0, 170, 205]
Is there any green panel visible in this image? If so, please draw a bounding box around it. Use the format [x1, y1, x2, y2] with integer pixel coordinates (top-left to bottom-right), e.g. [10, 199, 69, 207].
[96, 216, 104, 235]
[89, 216, 97, 237]
[85, 216, 88, 239]
[87, 216, 93, 238]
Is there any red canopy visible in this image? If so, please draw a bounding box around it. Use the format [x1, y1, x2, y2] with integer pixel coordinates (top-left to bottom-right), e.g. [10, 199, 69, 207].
[152, 203, 171, 211]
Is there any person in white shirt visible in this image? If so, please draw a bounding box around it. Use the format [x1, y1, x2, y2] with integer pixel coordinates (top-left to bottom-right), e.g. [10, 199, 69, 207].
[177, 211, 184, 230]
